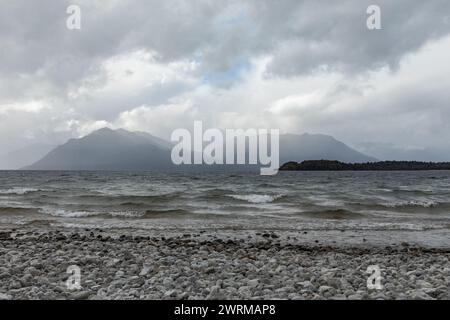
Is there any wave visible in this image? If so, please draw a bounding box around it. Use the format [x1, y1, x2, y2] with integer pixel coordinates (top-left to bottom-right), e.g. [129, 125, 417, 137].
[39, 208, 190, 219]
[344, 200, 450, 213]
[77, 192, 182, 203]
[0, 187, 41, 195]
[382, 200, 439, 209]
[44, 209, 104, 218]
[226, 194, 284, 204]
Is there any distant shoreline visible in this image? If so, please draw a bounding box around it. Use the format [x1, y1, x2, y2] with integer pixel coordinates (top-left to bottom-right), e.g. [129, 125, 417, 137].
[280, 160, 450, 171]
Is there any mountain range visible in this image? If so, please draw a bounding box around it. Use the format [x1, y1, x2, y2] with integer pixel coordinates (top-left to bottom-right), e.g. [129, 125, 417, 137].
[20, 128, 377, 171]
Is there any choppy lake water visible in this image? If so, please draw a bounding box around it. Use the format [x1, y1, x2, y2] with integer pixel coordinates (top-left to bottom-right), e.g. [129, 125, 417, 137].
[1, 171, 450, 241]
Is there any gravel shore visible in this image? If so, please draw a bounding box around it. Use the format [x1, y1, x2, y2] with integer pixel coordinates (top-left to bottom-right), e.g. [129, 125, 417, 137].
[0, 228, 449, 300]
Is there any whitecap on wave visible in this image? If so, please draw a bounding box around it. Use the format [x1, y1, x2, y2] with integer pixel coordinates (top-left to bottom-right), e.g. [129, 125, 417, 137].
[0, 187, 40, 195]
[383, 200, 438, 208]
[40, 208, 145, 218]
[227, 194, 283, 204]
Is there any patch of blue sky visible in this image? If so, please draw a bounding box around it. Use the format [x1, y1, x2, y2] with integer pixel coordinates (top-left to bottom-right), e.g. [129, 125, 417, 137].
[201, 59, 251, 87]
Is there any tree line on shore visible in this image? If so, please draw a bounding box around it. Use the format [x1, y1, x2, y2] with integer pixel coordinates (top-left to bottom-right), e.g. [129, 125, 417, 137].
[279, 160, 450, 171]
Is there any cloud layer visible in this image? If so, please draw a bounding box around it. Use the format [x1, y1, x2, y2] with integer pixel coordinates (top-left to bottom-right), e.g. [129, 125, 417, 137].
[1, 0, 450, 157]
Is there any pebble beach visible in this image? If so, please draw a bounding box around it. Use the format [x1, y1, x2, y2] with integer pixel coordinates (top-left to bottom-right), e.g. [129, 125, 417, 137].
[1, 227, 449, 300]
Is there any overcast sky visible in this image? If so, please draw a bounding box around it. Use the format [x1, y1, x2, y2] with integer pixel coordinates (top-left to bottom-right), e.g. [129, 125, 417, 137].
[1, 0, 450, 156]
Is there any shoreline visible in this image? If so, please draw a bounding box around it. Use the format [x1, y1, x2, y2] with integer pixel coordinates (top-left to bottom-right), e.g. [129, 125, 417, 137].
[1, 227, 449, 300]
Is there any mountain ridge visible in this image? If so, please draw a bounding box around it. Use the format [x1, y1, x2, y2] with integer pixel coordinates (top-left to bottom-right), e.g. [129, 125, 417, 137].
[23, 127, 377, 171]
[23, 128, 174, 171]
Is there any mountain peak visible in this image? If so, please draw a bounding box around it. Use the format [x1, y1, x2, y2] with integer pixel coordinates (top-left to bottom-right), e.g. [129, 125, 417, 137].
[91, 127, 117, 135]
[24, 127, 174, 171]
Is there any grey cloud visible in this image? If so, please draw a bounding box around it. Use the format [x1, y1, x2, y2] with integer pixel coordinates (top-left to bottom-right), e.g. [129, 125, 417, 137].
[76, 79, 196, 121]
[1, 0, 450, 158]
[2, 0, 449, 87]
[264, 0, 450, 75]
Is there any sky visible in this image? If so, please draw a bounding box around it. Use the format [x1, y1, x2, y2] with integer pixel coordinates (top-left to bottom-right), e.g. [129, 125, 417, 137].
[1, 0, 450, 159]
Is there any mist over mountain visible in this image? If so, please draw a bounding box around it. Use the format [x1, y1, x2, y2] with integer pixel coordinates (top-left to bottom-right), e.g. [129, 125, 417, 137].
[0, 144, 56, 170]
[356, 142, 450, 162]
[22, 128, 377, 171]
[280, 134, 377, 164]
